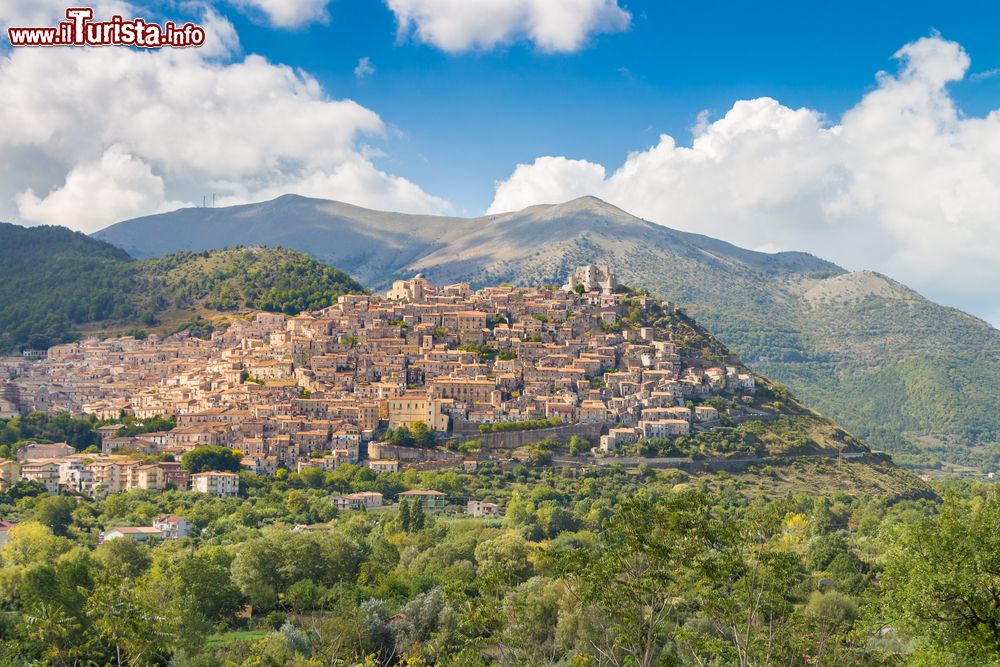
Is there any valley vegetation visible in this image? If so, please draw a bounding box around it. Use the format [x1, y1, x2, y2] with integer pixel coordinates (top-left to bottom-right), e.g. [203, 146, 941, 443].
[0, 459, 993, 665]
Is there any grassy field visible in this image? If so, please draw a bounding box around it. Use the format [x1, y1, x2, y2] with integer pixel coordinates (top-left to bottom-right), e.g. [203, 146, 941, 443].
[75, 306, 232, 339]
[666, 457, 935, 501]
[205, 629, 269, 647]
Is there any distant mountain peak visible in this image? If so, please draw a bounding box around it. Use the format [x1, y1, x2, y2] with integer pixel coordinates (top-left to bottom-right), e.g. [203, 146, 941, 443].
[537, 195, 641, 218]
[94, 193, 845, 287]
[555, 194, 622, 210]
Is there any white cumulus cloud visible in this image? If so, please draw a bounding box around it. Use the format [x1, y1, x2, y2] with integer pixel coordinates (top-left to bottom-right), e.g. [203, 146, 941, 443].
[16, 146, 188, 231]
[229, 0, 332, 28]
[0, 4, 449, 233]
[385, 0, 630, 53]
[488, 35, 1000, 324]
[0, 0, 136, 28]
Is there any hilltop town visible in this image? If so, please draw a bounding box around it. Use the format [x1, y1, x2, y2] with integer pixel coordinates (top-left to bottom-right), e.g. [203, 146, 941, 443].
[0, 265, 847, 503]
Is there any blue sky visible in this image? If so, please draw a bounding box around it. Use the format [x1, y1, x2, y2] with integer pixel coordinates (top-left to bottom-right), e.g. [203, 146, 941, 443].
[229, 0, 1000, 214]
[3, 0, 1000, 323]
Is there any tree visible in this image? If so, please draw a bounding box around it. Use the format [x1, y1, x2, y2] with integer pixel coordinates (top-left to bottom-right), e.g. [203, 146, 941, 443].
[535, 505, 577, 539]
[389, 425, 414, 447]
[19, 551, 93, 661]
[563, 493, 712, 667]
[230, 537, 284, 609]
[33, 495, 74, 536]
[230, 531, 364, 611]
[390, 587, 448, 658]
[298, 465, 325, 489]
[457, 439, 481, 454]
[475, 533, 534, 594]
[1, 522, 72, 566]
[411, 498, 426, 531]
[871, 491, 1000, 663]
[568, 435, 590, 456]
[529, 444, 553, 466]
[411, 421, 436, 448]
[801, 590, 857, 666]
[20, 555, 91, 622]
[172, 547, 245, 624]
[285, 579, 322, 613]
[94, 538, 152, 580]
[399, 499, 412, 533]
[690, 501, 805, 667]
[84, 571, 172, 665]
[499, 576, 585, 664]
[180, 445, 242, 473]
[19, 599, 85, 665]
[112, 414, 176, 438]
[0, 412, 98, 450]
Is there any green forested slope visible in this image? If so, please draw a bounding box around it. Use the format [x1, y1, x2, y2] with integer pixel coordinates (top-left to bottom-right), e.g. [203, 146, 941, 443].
[692, 274, 1000, 468]
[0, 223, 364, 350]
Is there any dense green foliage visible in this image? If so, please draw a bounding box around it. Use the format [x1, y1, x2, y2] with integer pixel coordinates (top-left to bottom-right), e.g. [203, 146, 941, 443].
[138, 248, 366, 317]
[0, 412, 182, 459]
[385, 422, 437, 448]
[113, 414, 177, 438]
[0, 412, 99, 452]
[0, 457, 989, 665]
[871, 488, 1000, 663]
[181, 446, 244, 473]
[0, 224, 364, 350]
[0, 224, 134, 349]
[478, 417, 562, 433]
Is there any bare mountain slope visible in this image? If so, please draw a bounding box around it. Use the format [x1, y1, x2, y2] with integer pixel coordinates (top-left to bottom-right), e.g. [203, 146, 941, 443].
[95, 195, 838, 291]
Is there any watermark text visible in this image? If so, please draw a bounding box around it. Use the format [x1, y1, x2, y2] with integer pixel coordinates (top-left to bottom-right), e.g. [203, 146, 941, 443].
[7, 7, 206, 48]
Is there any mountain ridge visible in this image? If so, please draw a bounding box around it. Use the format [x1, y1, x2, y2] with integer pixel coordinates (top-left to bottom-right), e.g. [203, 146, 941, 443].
[95, 194, 843, 285]
[93, 195, 1000, 467]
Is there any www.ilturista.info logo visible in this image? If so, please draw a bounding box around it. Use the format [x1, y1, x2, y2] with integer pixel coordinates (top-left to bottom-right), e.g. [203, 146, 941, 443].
[7, 7, 206, 48]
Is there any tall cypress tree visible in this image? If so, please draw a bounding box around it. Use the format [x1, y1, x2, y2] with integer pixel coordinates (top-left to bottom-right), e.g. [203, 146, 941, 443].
[411, 497, 426, 531]
[399, 497, 411, 532]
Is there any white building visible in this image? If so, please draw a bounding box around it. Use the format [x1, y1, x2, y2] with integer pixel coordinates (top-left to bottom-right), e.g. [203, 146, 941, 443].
[467, 500, 501, 517]
[368, 459, 399, 473]
[599, 427, 641, 452]
[638, 419, 690, 439]
[694, 406, 719, 422]
[191, 471, 239, 497]
[334, 491, 384, 511]
[103, 527, 163, 542]
[152, 514, 192, 539]
[19, 460, 61, 493]
[59, 459, 93, 494]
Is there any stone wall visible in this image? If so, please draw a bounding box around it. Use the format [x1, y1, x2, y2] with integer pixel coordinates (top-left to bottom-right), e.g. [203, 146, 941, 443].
[368, 441, 460, 462]
[453, 422, 606, 450]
